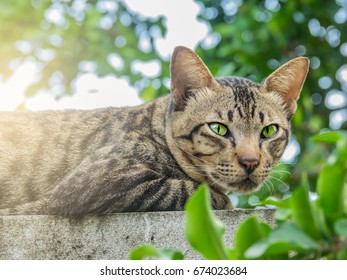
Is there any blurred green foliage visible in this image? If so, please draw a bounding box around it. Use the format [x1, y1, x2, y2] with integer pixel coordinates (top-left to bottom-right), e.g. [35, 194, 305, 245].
[0, 0, 169, 98]
[1, 0, 347, 204]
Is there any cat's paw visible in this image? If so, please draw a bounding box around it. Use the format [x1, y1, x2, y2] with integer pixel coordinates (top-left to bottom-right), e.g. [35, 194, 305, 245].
[211, 192, 233, 210]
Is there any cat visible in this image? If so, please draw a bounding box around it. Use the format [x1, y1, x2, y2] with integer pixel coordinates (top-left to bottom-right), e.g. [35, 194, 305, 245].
[0, 46, 309, 215]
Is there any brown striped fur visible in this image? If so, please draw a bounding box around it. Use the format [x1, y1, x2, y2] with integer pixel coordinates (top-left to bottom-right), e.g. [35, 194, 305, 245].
[0, 46, 309, 215]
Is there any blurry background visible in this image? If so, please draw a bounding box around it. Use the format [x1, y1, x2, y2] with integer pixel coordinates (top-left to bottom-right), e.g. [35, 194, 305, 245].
[1, 0, 346, 206]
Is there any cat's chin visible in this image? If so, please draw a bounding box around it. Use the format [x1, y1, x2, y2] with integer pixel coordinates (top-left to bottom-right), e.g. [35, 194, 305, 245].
[236, 178, 260, 193]
[210, 177, 259, 194]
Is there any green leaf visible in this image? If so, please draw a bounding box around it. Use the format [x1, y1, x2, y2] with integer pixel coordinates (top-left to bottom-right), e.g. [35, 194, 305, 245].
[234, 215, 271, 259]
[311, 203, 331, 241]
[129, 244, 184, 260]
[159, 248, 185, 260]
[291, 186, 320, 240]
[275, 208, 292, 221]
[245, 223, 318, 259]
[336, 137, 347, 167]
[317, 161, 345, 224]
[185, 184, 228, 260]
[337, 247, 347, 260]
[265, 196, 292, 208]
[227, 248, 238, 260]
[310, 131, 343, 144]
[334, 218, 347, 238]
[129, 244, 159, 260]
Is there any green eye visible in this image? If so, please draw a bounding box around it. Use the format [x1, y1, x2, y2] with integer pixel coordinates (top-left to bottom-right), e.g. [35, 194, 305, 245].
[209, 123, 228, 136]
[261, 124, 278, 139]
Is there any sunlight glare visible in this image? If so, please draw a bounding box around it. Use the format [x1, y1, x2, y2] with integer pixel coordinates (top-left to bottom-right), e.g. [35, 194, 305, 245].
[0, 61, 40, 111]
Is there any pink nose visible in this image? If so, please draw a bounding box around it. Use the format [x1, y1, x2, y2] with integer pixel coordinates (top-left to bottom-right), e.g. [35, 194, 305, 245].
[238, 157, 259, 174]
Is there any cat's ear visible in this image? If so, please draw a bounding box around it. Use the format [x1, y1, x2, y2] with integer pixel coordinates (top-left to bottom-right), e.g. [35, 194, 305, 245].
[262, 57, 309, 118]
[170, 46, 215, 110]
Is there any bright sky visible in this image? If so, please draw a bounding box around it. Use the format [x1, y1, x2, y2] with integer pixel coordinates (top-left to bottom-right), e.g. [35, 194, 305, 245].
[0, 0, 207, 111]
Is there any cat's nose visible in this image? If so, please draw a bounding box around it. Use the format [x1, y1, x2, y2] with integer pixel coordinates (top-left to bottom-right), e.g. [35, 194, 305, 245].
[238, 157, 259, 174]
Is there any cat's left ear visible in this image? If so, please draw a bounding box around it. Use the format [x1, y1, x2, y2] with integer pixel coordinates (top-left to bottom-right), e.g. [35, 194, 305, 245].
[262, 57, 309, 118]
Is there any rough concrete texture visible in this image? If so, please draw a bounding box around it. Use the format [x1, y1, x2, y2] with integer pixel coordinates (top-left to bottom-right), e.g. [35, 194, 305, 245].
[0, 209, 275, 260]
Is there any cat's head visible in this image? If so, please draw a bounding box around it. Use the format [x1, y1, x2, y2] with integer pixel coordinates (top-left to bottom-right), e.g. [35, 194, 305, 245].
[166, 46, 309, 194]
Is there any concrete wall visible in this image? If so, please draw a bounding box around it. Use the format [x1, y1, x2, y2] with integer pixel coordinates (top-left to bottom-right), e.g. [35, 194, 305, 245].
[0, 209, 275, 260]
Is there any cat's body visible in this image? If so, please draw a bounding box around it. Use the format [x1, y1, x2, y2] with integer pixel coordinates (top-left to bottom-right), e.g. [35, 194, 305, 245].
[0, 97, 209, 214]
[0, 47, 309, 215]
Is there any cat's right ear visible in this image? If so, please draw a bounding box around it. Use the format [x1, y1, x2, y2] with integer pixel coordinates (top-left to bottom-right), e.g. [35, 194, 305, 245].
[170, 46, 215, 111]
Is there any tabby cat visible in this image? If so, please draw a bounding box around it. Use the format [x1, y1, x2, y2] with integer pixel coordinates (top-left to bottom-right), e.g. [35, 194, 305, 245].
[0, 46, 309, 215]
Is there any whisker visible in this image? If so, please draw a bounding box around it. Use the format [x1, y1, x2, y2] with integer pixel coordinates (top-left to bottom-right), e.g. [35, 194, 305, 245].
[266, 174, 290, 193]
[271, 169, 292, 177]
[262, 177, 275, 194]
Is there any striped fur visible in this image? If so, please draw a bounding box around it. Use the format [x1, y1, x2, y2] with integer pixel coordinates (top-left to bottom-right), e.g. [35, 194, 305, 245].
[0, 46, 308, 215]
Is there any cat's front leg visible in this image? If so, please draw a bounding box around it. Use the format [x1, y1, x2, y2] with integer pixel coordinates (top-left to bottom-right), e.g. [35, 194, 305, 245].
[0, 199, 48, 215]
[47, 158, 231, 215]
